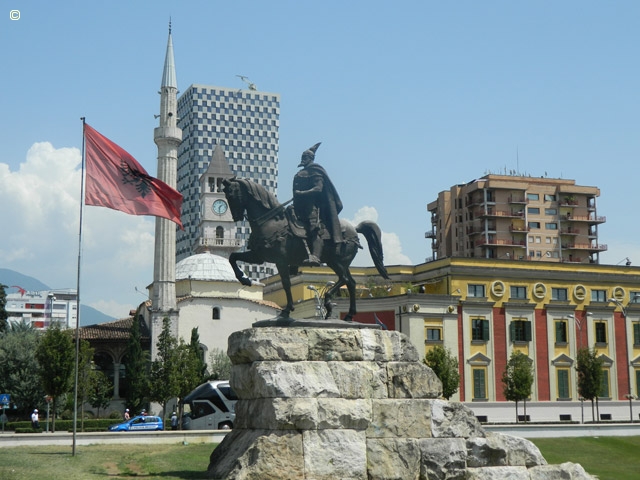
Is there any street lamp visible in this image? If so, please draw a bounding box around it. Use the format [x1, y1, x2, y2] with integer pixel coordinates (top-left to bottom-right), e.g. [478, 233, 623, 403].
[607, 298, 626, 318]
[47, 293, 56, 327]
[626, 394, 635, 423]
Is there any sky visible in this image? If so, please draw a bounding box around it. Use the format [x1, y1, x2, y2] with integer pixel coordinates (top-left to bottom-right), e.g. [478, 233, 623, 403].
[2, 1, 640, 319]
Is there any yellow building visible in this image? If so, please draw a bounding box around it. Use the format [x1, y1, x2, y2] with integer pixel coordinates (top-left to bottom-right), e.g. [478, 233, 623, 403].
[264, 258, 640, 422]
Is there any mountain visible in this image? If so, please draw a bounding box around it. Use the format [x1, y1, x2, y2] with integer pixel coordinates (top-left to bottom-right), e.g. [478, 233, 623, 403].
[0, 268, 115, 326]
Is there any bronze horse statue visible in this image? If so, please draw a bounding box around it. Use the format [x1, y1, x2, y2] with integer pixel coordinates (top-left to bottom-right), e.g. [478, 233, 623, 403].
[222, 177, 389, 322]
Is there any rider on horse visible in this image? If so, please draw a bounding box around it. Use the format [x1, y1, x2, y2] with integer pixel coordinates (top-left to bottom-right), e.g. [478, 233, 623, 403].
[292, 143, 343, 267]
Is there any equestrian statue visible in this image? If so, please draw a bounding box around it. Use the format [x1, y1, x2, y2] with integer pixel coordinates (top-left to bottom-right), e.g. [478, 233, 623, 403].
[223, 143, 389, 322]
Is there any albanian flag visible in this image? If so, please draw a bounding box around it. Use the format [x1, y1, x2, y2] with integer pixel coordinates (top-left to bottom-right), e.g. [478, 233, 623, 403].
[84, 123, 183, 229]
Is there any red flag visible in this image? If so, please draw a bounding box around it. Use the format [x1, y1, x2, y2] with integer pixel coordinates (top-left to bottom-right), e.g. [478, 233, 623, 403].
[84, 124, 183, 229]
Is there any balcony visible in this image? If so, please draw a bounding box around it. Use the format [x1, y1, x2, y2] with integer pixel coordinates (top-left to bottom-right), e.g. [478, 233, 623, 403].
[508, 195, 528, 204]
[198, 237, 242, 248]
[561, 214, 606, 224]
[509, 225, 530, 233]
[477, 238, 527, 248]
[560, 227, 581, 235]
[474, 208, 524, 219]
[425, 231, 437, 239]
[561, 243, 608, 252]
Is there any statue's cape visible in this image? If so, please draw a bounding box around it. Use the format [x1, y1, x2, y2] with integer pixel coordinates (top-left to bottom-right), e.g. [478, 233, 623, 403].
[297, 162, 343, 242]
[304, 163, 343, 214]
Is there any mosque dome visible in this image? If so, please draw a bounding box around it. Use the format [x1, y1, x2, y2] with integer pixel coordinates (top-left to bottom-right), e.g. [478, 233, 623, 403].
[175, 252, 237, 282]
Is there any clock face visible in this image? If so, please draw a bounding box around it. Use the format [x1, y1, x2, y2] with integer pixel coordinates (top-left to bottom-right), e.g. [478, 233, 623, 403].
[212, 199, 228, 215]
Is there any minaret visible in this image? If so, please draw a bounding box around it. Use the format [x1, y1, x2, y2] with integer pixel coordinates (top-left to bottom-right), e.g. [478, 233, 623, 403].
[151, 22, 182, 353]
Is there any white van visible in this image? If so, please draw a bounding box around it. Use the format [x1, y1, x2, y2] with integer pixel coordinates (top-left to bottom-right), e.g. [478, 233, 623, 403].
[181, 380, 237, 430]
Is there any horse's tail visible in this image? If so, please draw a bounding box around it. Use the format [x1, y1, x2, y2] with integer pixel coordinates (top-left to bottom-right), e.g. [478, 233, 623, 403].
[356, 221, 390, 279]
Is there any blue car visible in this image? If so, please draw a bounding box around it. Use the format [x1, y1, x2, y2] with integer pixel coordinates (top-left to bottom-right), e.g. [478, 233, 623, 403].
[108, 415, 164, 432]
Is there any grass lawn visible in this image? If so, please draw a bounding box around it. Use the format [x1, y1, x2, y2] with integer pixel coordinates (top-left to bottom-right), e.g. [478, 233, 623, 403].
[0, 442, 216, 480]
[531, 436, 640, 480]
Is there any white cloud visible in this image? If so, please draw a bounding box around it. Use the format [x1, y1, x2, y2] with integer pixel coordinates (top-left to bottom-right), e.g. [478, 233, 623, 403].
[349, 206, 412, 267]
[0, 142, 155, 319]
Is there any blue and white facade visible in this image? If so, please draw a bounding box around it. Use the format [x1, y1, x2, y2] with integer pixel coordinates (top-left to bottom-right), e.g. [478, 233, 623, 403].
[176, 84, 280, 279]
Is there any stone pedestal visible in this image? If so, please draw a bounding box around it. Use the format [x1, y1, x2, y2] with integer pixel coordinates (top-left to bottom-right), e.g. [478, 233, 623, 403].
[208, 327, 594, 480]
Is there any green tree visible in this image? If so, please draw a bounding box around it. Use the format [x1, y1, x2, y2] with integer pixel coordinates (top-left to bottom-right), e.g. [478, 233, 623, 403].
[502, 351, 534, 423]
[88, 370, 113, 419]
[123, 307, 149, 414]
[174, 338, 206, 428]
[423, 345, 460, 400]
[0, 321, 43, 416]
[75, 340, 95, 430]
[0, 284, 8, 333]
[208, 348, 232, 381]
[149, 317, 179, 420]
[189, 327, 207, 380]
[35, 323, 75, 432]
[576, 347, 604, 422]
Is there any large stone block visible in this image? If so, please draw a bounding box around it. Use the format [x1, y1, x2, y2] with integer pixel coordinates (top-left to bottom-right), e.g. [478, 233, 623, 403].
[360, 329, 420, 362]
[228, 328, 309, 364]
[317, 398, 372, 429]
[303, 429, 368, 480]
[466, 432, 544, 468]
[208, 429, 304, 480]
[465, 466, 530, 480]
[231, 361, 340, 399]
[367, 399, 432, 438]
[328, 361, 388, 399]
[307, 328, 364, 361]
[234, 398, 318, 430]
[418, 437, 467, 480]
[528, 462, 596, 480]
[366, 438, 421, 480]
[386, 362, 442, 399]
[430, 400, 485, 438]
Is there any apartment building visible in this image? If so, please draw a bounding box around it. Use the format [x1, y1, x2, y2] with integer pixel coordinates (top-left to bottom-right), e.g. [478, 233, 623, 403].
[426, 175, 606, 264]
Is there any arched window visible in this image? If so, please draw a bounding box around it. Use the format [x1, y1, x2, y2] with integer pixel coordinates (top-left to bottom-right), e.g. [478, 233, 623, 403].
[212, 307, 221, 320]
[216, 226, 224, 239]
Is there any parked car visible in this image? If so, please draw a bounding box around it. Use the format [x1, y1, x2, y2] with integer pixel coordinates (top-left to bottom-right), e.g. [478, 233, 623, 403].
[108, 415, 164, 432]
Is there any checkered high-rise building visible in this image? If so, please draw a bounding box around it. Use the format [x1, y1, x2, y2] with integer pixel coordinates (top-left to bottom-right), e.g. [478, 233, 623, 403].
[176, 84, 280, 278]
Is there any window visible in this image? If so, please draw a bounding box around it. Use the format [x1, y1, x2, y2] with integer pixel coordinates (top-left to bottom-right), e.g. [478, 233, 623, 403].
[535, 236, 542, 243]
[591, 290, 607, 302]
[545, 237, 551, 244]
[552, 288, 568, 301]
[528, 222, 541, 229]
[472, 318, 490, 341]
[557, 369, 570, 399]
[527, 193, 539, 201]
[468, 284, 486, 297]
[544, 194, 556, 202]
[545, 208, 557, 215]
[527, 207, 540, 214]
[510, 320, 532, 342]
[555, 320, 568, 343]
[472, 368, 487, 400]
[595, 321, 607, 344]
[632, 292, 640, 304]
[212, 307, 221, 320]
[510, 286, 527, 299]
[545, 223, 558, 230]
[600, 369, 610, 399]
[634, 323, 640, 346]
[426, 328, 442, 342]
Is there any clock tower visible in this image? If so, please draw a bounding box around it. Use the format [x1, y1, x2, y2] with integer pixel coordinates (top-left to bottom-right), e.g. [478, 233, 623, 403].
[195, 145, 240, 258]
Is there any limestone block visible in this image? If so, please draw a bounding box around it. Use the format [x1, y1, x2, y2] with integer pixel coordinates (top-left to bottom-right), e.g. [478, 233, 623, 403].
[429, 400, 485, 439]
[465, 466, 530, 480]
[366, 438, 421, 480]
[528, 462, 596, 480]
[227, 328, 309, 364]
[303, 429, 368, 480]
[418, 437, 467, 480]
[328, 361, 388, 399]
[231, 361, 340, 399]
[307, 328, 364, 361]
[386, 362, 442, 399]
[361, 329, 420, 362]
[466, 432, 545, 468]
[367, 399, 432, 438]
[317, 398, 372, 430]
[207, 429, 304, 480]
[234, 398, 318, 430]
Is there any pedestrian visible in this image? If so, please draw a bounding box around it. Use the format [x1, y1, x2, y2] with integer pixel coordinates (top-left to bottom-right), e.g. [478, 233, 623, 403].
[31, 409, 40, 430]
[124, 408, 130, 421]
[140, 409, 147, 416]
[170, 411, 178, 430]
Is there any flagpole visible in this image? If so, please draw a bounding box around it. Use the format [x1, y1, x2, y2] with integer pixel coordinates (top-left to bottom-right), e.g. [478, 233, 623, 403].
[72, 118, 87, 456]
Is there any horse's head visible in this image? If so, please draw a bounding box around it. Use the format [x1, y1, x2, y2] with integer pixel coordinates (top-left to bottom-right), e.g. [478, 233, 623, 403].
[222, 177, 246, 222]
